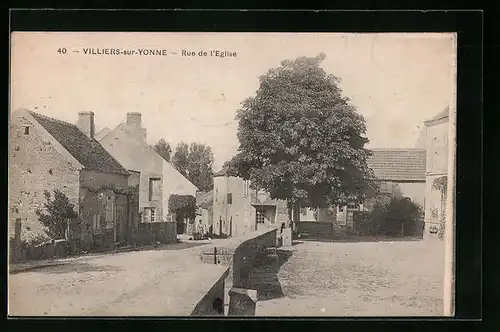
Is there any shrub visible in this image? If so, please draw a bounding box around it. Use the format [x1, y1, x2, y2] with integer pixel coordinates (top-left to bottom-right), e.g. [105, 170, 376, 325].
[168, 194, 197, 219]
[38, 190, 78, 239]
[367, 195, 423, 237]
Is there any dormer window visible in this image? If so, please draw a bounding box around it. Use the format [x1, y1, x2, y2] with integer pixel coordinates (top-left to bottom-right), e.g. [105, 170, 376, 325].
[24, 126, 30, 135]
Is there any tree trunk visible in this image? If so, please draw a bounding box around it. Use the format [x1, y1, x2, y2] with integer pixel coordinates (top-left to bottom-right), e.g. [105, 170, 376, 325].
[287, 201, 293, 228]
[292, 201, 301, 232]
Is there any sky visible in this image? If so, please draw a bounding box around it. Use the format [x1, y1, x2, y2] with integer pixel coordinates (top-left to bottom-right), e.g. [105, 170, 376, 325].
[10, 32, 456, 171]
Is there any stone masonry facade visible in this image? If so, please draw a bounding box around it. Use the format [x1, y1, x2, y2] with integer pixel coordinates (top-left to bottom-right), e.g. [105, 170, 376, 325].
[9, 114, 80, 241]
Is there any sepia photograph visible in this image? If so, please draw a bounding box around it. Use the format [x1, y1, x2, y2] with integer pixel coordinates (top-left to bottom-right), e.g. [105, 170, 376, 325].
[8, 31, 457, 317]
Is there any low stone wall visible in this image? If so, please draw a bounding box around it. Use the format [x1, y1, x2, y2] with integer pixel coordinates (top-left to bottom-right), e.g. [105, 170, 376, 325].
[296, 221, 334, 238]
[12, 239, 69, 262]
[136, 222, 177, 245]
[200, 227, 278, 288]
[190, 267, 229, 316]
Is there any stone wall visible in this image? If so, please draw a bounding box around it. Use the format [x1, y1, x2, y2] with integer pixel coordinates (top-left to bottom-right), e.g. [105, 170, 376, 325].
[296, 221, 334, 238]
[190, 268, 228, 316]
[78, 170, 130, 249]
[9, 114, 80, 241]
[200, 227, 278, 287]
[11, 238, 70, 263]
[136, 221, 177, 245]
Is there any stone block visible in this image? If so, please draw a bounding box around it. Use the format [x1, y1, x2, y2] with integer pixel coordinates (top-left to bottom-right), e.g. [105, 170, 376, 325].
[228, 287, 258, 316]
[282, 227, 292, 247]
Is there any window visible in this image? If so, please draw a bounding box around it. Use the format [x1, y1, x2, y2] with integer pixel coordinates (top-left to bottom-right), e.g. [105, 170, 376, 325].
[227, 193, 232, 205]
[24, 126, 30, 135]
[379, 181, 393, 194]
[149, 178, 161, 201]
[301, 207, 307, 215]
[143, 208, 156, 222]
[256, 211, 265, 224]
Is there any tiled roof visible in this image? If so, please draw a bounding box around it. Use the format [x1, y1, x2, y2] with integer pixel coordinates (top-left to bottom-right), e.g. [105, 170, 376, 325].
[197, 190, 214, 209]
[214, 163, 231, 177]
[29, 111, 129, 175]
[367, 148, 426, 181]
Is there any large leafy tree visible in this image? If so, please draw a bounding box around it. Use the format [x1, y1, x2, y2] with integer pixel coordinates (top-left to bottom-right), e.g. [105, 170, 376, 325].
[172, 142, 190, 177]
[172, 141, 214, 192]
[230, 53, 377, 228]
[153, 138, 172, 162]
[187, 143, 214, 192]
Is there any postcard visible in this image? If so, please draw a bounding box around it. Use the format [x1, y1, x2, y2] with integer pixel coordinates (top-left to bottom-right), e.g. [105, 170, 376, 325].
[8, 31, 456, 317]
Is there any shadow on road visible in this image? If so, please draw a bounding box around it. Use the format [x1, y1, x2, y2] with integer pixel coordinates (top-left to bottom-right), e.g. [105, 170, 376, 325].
[153, 242, 206, 251]
[240, 249, 293, 301]
[300, 236, 423, 243]
[31, 262, 124, 274]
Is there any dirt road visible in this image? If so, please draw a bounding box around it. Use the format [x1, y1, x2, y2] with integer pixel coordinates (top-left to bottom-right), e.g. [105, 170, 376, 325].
[8, 242, 226, 316]
[249, 238, 445, 316]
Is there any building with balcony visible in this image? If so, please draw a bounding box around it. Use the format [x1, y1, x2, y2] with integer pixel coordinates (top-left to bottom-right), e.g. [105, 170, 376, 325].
[211, 165, 318, 237]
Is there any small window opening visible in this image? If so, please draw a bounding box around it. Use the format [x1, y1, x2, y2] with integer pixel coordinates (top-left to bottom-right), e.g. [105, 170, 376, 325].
[48, 169, 53, 175]
[24, 127, 30, 135]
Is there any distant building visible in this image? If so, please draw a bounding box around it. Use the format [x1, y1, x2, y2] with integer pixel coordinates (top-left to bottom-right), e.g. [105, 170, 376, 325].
[211, 164, 317, 237]
[335, 148, 427, 227]
[196, 190, 214, 233]
[94, 127, 111, 141]
[9, 109, 135, 248]
[423, 107, 450, 237]
[98, 113, 198, 227]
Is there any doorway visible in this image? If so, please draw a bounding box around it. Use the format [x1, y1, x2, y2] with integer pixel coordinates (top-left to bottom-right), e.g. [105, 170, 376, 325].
[176, 214, 185, 234]
[254, 205, 277, 230]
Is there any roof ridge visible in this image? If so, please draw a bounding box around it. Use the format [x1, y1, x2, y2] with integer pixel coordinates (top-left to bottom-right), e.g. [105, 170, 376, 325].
[28, 110, 80, 129]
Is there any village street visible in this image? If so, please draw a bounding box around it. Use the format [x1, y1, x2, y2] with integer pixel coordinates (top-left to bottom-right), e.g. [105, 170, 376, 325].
[8, 241, 228, 316]
[9, 236, 445, 317]
[246, 238, 445, 316]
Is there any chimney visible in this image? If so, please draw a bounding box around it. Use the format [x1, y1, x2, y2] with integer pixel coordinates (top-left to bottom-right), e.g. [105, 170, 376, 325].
[126, 112, 142, 128]
[126, 112, 147, 142]
[77, 111, 95, 139]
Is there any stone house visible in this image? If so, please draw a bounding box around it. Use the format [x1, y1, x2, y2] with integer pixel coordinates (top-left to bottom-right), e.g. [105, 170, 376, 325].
[423, 107, 450, 238]
[335, 148, 426, 227]
[97, 112, 198, 225]
[195, 190, 214, 233]
[211, 165, 318, 237]
[9, 109, 136, 250]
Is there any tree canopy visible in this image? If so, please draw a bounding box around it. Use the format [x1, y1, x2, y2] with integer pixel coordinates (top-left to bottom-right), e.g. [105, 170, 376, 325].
[153, 138, 172, 162]
[230, 53, 376, 216]
[168, 194, 197, 219]
[172, 142, 214, 192]
[172, 142, 190, 176]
